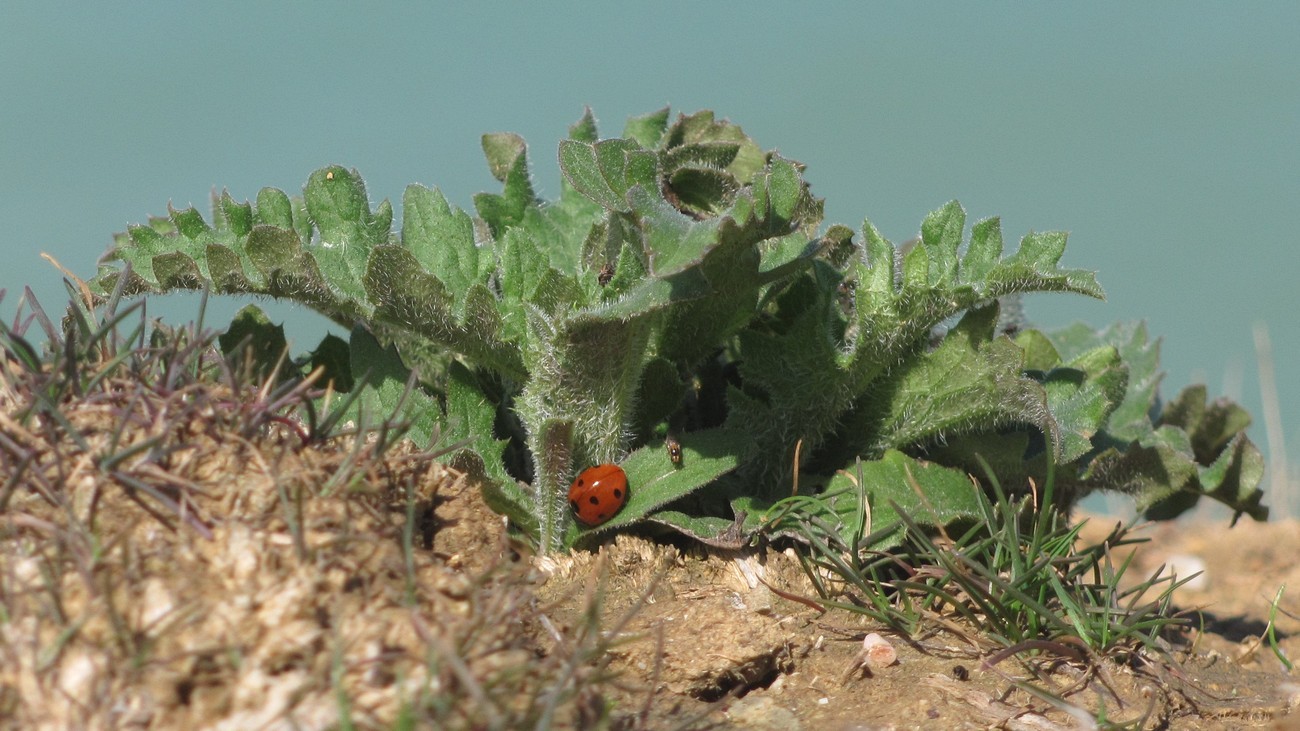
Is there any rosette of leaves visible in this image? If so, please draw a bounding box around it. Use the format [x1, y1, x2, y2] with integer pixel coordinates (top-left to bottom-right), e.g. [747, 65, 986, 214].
[89, 107, 1266, 555]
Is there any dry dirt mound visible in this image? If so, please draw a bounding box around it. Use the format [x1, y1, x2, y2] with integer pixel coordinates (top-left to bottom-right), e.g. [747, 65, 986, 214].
[2, 372, 1298, 728]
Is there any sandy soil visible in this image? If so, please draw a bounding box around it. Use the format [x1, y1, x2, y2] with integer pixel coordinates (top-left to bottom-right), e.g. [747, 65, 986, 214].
[2, 388, 1297, 729]
[528, 502, 1300, 730]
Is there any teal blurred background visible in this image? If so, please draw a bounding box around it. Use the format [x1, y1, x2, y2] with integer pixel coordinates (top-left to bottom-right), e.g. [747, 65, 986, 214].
[3, 3, 1297, 513]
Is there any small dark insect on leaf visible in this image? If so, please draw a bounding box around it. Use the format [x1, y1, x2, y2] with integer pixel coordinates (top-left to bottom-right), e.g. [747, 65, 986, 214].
[665, 436, 683, 466]
[598, 263, 615, 286]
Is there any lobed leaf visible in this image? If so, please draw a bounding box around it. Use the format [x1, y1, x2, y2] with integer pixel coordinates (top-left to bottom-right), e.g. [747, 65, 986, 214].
[1034, 344, 1128, 464]
[558, 138, 657, 213]
[858, 304, 1057, 457]
[474, 133, 537, 236]
[849, 206, 1103, 386]
[401, 183, 492, 297]
[363, 245, 523, 379]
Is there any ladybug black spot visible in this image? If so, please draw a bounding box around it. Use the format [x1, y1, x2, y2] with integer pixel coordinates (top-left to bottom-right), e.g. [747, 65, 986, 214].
[612, 488, 623, 499]
[587, 495, 601, 505]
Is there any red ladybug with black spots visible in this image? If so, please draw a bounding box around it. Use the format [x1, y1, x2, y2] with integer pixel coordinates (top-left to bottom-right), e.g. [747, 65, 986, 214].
[568, 464, 628, 526]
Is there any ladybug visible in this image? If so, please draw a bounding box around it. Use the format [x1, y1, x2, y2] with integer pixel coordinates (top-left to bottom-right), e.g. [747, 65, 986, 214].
[665, 437, 683, 467]
[568, 463, 628, 526]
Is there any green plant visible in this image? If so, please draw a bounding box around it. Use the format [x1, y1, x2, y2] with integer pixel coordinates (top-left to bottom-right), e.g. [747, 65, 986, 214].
[1264, 584, 1293, 672]
[766, 458, 1193, 667]
[86, 107, 1266, 554]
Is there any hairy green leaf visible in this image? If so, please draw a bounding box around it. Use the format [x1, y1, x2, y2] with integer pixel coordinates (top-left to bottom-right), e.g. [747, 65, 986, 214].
[571, 428, 751, 545]
[1045, 321, 1161, 443]
[474, 133, 537, 236]
[339, 325, 442, 448]
[797, 451, 984, 552]
[559, 138, 657, 213]
[1035, 345, 1128, 463]
[401, 183, 492, 294]
[861, 303, 1056, 456]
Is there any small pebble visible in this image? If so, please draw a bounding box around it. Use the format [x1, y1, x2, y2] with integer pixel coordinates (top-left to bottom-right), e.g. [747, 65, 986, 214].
[862, 633, 897, 668]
